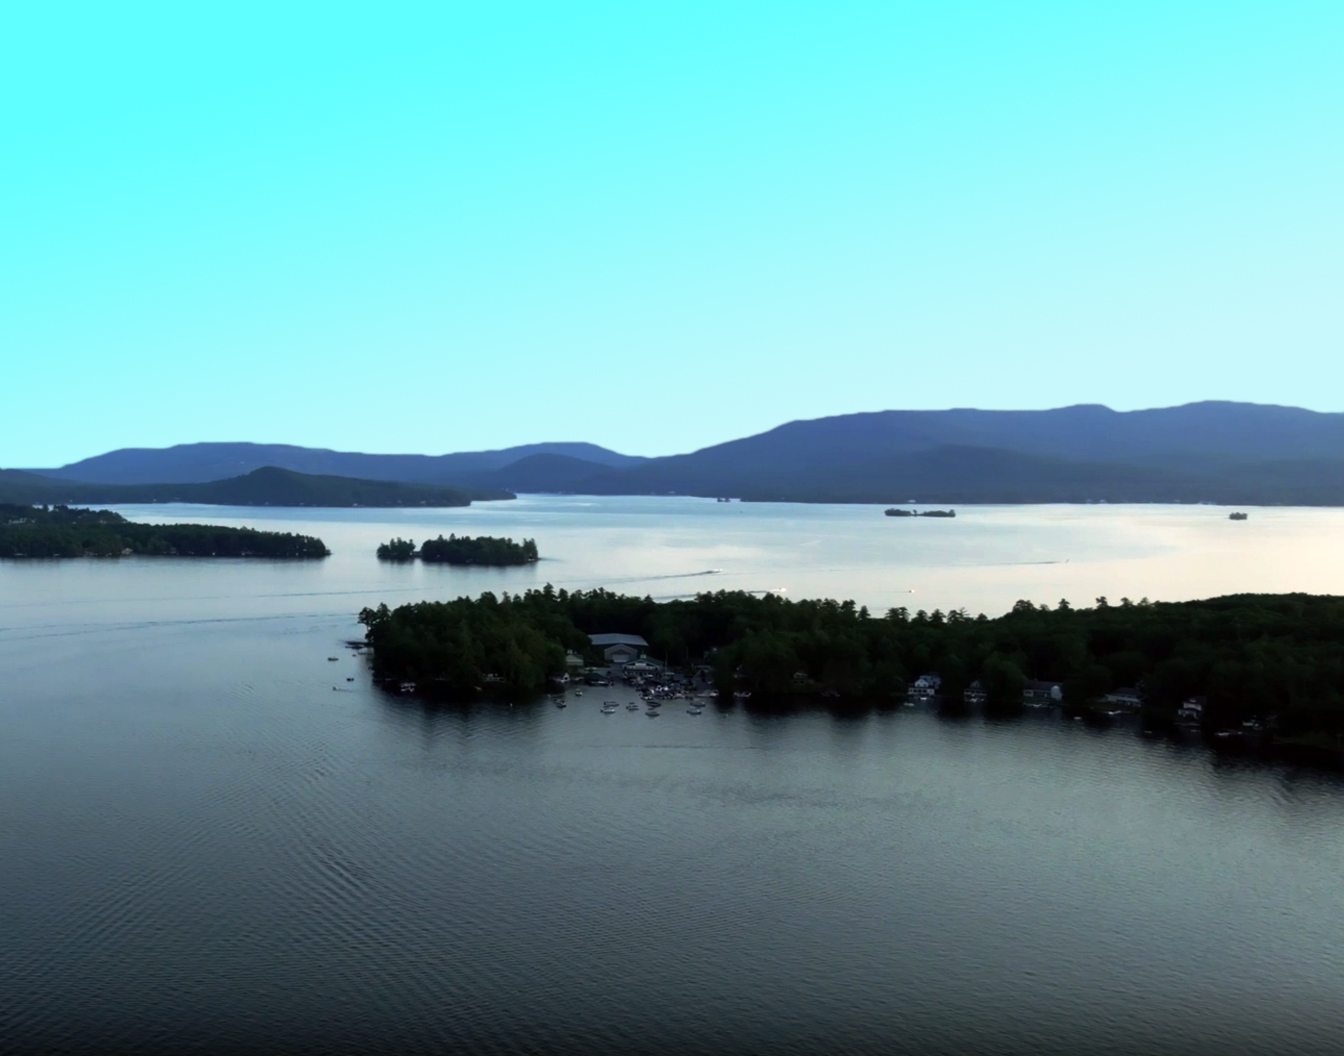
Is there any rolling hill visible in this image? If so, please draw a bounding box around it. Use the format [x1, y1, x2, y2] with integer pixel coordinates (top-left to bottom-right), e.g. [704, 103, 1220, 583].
[17, 402, 1344, 505]
[0, 467, 512, 508]
[26, 441, 644, 485]
[453, 402, 1344, 504]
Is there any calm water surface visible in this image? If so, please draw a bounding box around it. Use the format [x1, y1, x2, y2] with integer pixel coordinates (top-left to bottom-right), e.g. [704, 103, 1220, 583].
[3, 498, 1343, 1055]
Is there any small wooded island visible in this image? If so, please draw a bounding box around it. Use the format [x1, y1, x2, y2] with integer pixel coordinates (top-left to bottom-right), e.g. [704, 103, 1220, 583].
[358, 588, 1344, 760]
[886, 508, 956, 517]
[0, 503, 329, 558]
[376, 534, 539, 565]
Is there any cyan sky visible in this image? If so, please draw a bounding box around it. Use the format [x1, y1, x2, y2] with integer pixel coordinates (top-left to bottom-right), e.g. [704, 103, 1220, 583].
[3, 2, 1341, 466]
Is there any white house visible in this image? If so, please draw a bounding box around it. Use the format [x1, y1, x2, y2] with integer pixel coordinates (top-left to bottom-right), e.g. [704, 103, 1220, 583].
[589, 633, 649, 667]
[909, 673, 941, 699]
[1177, 696, 1205, 723]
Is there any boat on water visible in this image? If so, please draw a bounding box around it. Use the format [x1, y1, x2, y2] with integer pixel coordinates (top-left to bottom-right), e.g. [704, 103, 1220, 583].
[646, 709, 661, 717]
[626, 702, 640, 711]
[555, 700, 567, 708]
[687, 707, 703, 715]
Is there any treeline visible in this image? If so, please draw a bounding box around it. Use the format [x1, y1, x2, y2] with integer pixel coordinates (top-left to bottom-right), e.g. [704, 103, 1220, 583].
[360, 595, 576, 692]
[376, 534, 539, 565]
[359, 587, 1344, 743]
[376, 537, 416, 560]
[0, 504, 329, 558]
[2, 503, 127, 526]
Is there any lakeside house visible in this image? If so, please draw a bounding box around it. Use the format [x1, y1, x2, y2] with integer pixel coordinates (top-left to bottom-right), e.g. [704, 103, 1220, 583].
[910, 673, 941, 700]
[1102, 687, 1143, 709]
[1177, 696, 1206, 724]
[964, 680, 987, 706]
[1023, 680, 1063, 704]
[565, 650, 584, 670]
[589, 633, 650, 667]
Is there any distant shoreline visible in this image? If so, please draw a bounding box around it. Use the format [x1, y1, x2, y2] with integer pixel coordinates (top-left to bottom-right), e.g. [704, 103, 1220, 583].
[1, 504, 329, 559]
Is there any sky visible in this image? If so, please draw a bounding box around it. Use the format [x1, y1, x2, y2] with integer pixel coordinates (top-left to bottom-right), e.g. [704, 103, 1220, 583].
[3, 1, 1342, 467]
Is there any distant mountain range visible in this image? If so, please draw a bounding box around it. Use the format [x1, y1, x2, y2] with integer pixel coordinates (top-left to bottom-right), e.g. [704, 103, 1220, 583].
[13, 402, 1344, 505]
[0, 467, 510, 508]
[27, 441, 644, 486]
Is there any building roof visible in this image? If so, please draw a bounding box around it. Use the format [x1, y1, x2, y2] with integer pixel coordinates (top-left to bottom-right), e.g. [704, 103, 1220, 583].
[589, 633, 649, 648]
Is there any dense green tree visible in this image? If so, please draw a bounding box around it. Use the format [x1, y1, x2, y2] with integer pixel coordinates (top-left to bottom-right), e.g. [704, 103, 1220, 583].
[376, 537, 416, 560]
[0, 504, 328, 558]
[410, 534, 538, 566]
[353, 585, 1344, 750]
[982, 655, 1028, 713]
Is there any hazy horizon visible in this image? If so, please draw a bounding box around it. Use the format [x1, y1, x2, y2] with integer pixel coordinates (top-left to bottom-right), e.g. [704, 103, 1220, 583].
[18, 397, 1344, 469]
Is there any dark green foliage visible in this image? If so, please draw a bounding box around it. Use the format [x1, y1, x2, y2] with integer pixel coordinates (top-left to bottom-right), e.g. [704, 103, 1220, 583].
[358, 588, 1344, 742]
[982, 655, 1028, 712]
[376, 537, 416, 561]
[358, 592, 578, 693]
[416, 534, 538, 565]
[0, 503, 329, 558]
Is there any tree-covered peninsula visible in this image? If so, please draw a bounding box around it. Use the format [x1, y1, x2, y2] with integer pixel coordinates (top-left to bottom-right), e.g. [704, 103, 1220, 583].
[0, 504, 329, 558]
[376, 534, 538, 565]
[359, 587, 1344, 753]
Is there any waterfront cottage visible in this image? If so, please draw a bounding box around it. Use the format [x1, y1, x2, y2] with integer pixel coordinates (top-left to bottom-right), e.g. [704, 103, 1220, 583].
[1023, 680, 1063, 704]
[910, 673, 942, 700]
[964, 680, 987, 705]
[1177, 696, 1206, 723]
[1102, 687, 1143, 709]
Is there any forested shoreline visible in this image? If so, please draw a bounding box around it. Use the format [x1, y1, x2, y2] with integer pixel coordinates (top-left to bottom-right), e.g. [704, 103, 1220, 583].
[376, 534, 538, 565]
[359, 587, 1344, 753]
[0, 504, 329, 558]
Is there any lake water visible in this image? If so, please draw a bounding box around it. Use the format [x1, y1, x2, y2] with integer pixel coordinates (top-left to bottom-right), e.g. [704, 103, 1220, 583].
[3, 497, 1344, 1055]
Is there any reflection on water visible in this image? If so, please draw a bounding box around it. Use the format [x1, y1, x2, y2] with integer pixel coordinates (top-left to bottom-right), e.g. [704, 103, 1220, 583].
[3, 494, 1338, 621]
[3, 499, 1344, 1055]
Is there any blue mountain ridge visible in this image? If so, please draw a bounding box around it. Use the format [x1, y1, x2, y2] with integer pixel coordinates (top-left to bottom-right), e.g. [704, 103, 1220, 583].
[16, 402, 1344, 504]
